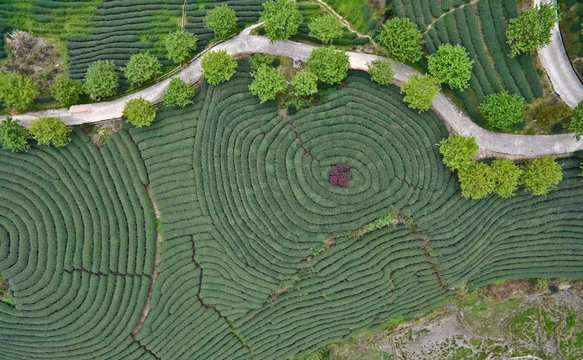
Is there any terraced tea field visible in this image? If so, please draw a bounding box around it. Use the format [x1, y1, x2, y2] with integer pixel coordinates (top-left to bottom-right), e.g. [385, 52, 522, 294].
[2, 64, 582, 359]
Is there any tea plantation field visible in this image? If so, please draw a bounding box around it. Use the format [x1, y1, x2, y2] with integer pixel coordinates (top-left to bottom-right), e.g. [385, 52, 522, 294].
[1, 66, 583, 359]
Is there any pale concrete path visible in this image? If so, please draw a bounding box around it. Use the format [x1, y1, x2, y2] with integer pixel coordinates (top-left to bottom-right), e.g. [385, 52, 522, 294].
[536, 0, 583, 108]
[13, 24, 583, 157]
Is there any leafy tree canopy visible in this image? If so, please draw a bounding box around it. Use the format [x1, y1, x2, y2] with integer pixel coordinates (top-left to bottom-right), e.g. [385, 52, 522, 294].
[438, 134, 479, 171]
[291, 71, 318, 96]
[377, 17, 424, 63]
[260, 0, 303, 42]
[569, 100, 583, 141]
[84, 60, 118, 99]
[201, 50, 238, 86]
[480, 92, 525, 130]
[124, 52, 161, 87]
[165, 30, 197, 64]
[307, 47, 349, 85]
[521, 156, 562, 195]
[0, 72, 38, 111]
[401, 74, 440, 112]
[50, 76, 83, 107]
[427, 44, 473, 90]
[205, 4, 238, 40]
[506, 4, 558, 57]
[249, 65, 288, 102]
[29, 116, 71, 147]
[458, 162, 494, 199]
[308, 14, 344, 45]
[250, 53, 275, 72]
[0, 116, 30, 152]
[368, 59, 394, 86]
[122, 97, 156, 127]
[490, 159, 522, 198]
[162, 78, 195, 107]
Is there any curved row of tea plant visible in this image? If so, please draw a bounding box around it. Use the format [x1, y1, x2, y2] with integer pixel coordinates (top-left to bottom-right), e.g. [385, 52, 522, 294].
[0, 129, 157, 359]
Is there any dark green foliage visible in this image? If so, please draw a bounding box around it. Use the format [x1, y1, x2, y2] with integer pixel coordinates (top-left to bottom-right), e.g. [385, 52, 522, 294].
[427, 44, 474, 90]
[569, 100, 583, 140]
[249, 65, 288, 102]
[401, 74, 441, 112]
[521, 156, 562, 195]
[261, 0, 303, 41]
[0, 116, 30, 152]
[292, 71, 318, 96]
[506, 4, 558, 57]
[0, 72, 38, 111]
[123, 52, 162, 87]
[490, 159, 522, 197]
[122, 97, 156, 127]
[438, 134, 478, 171]
[165, 29, 197, 64]
[377, 17, 424, 63]
[201, 50, 237, 85]
[308, 14, 344, 45]
[249, 53, 275, 72]
[84, 60, 118, 98]
[480, 92, 525, 130]
[50, 76, 84, 107]
[29, 116, 72, 147]
[307, 47, 349, 85]
[205, 4, 238, 40]
[162, 78, 195, 107]
[368, 60, 394, 86]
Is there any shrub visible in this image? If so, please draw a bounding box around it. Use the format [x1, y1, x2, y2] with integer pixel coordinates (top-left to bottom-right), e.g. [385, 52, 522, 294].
[122, 97, 156, 127]
[205, 4, 238, 40]
[490, 159, 522, 197]
[291, 71, 318, 96]
[84, 60, 118, 99]
[401, 74, 440, 112]
[569, 100, 583, 140]
[368, 60, 394, 86]
[427, 44, 473, 90]
[162, 78, 195, 107]
[521, 156, 562, 195]
[438, 134, 479, 171]
[29, 116, 71, 147]
[307, 47, 349, 85]
[123, 52, 161, 87]
[458, 162, 494, 199]
[0, 72, 38, 111]
[165, 30, 197, 64]
[480, 92, 525, 130]
[249, 65, 288, 103]
[50, 76, 83, 107]
[377, 17, 424, 63]
[329, 163, 351, 187]
[250, 53, 275, 72]
[260, 0, 303, 42]
[308, 14, 344, 44]
[0, 116, 30, 152]
[506, 4, 558, 57]
[201, 50, 237, 85]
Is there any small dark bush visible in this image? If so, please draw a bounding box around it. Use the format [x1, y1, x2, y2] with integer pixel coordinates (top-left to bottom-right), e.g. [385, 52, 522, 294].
[329, 163, 351, 187]
[551, 122, 563, 134]
[287, 103, 297, 115]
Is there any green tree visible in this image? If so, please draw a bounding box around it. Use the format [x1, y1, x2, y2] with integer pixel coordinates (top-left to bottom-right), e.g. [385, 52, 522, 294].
[438, 134, 479, 171]
[291, 71, 318, 96]
[377, 17, 424, 63]
[162, 78, 195, 107]
[569, 100, 583, 141]
[165, 30, 197, 64]
[0, 116, 30, 152]
[201, 50, 238, 85]
[122, 97, 156, 127]
[401, 74, 441, 112]
[50, 76, 83, 107]
[506, 4, 558, 57]
[458, 162, 494, 199]
[205, 4, 238, 40]
[427, 44, 473, 90]
[0, 72, 38, 111]
[480, 92, 525, 130]
[368, 60, 394, 86]
[250, 53, 275, 72]
[307, 47, 349, 85]
[521, 156, 562, 195]
[29, 116, 71, 147]
[84, 60, 118, 99]
[260, 0, 303, 42]
[308, 14, 344, 45]
[123, 52, 161, 87]
[490, 159, 522, 197]
[249, 65, 288, 103]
